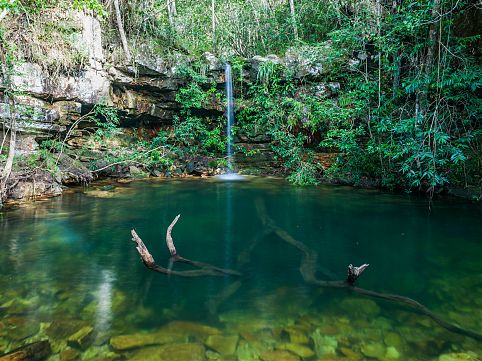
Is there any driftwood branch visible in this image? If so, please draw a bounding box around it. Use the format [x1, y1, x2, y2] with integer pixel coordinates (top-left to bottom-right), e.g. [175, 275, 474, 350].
[166, 214, 180, 256]
[254, 199, 482, 342]
[347, 263, 369, 285]
[131, 215, 240, 277]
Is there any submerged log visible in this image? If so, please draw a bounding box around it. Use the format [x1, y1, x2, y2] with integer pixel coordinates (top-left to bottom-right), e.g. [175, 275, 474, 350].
[0, 340, 51, 361]
[347, 264, 369, 285]
[254, 198, 482, 342]
[131, 215, 240, 277]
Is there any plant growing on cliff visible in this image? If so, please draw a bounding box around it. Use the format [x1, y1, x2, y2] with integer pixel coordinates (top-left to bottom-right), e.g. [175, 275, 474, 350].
[91, 103, 120, 141]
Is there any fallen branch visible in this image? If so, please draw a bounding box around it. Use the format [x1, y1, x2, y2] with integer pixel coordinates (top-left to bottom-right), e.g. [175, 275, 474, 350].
[131, 215, 240, 277]
[255, 199, 482, 342]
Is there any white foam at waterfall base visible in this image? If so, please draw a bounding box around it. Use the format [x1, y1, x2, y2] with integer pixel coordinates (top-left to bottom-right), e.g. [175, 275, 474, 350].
[215, 173, 247, 181]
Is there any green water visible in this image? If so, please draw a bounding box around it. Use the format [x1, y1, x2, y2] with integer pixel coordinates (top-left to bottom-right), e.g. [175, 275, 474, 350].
[0, 178, 481, 360]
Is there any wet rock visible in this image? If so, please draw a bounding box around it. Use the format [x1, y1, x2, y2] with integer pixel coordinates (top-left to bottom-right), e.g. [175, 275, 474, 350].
[205, 334, 238, 355]
[260, 350, 300, 361]
[60, 348, 80, 361]
[67, 326, 94, 350]
[361, 342, 385, 359]
[383, 332, 403, 349]
[311, 329, 337, 356]
[127, 347, 165, 361]
[46, 320, 88, 340]
[205, 350, 219, 361]
[240, 331, 276, 354]
[385, 346, 400, 359]
[127, 343, 206, 361]
[160, 343, 206, 361]
[340, 346, 362, 360]
[109, 329, 186, 351]
[128, 166, 147, 178]
[202, 52, 223, 72]
[79, 345, 119, 361]
[277, 343, 315, 358]
[236, 340, 260, 361]
[0, 340, 51, 361]
[5, 317, 40, 341]
[0, 338, 9, 353]
[283, 326, 310, 344]
[8, 171, 63, 201]
[438, 353, 481, 361]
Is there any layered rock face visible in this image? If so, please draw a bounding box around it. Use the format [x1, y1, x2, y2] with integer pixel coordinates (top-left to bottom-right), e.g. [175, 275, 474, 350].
[0, 12, 340, 202]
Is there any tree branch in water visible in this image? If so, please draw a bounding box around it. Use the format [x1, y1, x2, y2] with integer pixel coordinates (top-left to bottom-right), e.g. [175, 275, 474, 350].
[255, 198, 482, 342]
[131, 215, 240, 277]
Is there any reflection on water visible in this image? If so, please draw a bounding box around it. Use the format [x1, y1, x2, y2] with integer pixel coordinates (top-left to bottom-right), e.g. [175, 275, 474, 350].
[0, 178, 481, 360]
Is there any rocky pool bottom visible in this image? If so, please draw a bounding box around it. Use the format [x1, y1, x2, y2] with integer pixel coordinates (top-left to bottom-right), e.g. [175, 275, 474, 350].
[0, 178, 481, 361]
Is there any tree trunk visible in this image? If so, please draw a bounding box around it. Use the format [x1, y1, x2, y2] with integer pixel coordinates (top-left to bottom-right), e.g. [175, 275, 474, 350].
[113, 0, 131, 63]
[420, 0, 441, 119]
[167, 0, 177, 29]
[211, 0, 216, 52]
[288, 0, 299, 41]
[0, 42, 16, 207]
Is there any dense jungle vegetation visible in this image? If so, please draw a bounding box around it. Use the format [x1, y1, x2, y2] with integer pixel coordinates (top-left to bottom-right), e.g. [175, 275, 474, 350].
[0, 0, 481, 198]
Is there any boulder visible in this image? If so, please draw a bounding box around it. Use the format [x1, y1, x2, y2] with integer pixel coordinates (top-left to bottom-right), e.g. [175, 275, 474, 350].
[250, 55, 283, 80]
[67, 326, 94, 350]
[205, 334, 239, 355]
[202, 52, 223, 72]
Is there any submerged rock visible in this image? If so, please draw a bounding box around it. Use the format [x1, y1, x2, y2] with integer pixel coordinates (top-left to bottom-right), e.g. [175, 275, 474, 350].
[383, 332, 403, 349]
[311, 329, 337, 356]
[46, 320, 88, 340]
[282, 326, 310, 344]
[276, 343, 314, 358]
[5, 317, 40, 341]
[438, 353, 481, 361]
[0, 340, 51, 361]
[67, 326, 94, 350]
[60, 348, 80, 361]
[360, 342, 386, 359]
[205, 334, 239, 355]
[260, 350, 300, 361]
[385, 346, 400, 359]
[109, 329, 186, 351]
[160, 342, 206, 361]
[236, 340, 260, 361]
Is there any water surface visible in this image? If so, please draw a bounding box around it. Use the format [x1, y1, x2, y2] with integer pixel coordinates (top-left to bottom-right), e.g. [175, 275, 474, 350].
[0, 178, 480, 360]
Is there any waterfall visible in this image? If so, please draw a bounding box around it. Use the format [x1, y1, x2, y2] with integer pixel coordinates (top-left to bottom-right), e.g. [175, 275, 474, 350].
[225, 62, 235, 173]
[215, 63, 246, 181]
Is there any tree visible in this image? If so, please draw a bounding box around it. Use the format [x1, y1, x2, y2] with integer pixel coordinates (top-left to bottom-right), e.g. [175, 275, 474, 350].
[113, 0, 131, 62]
[288, 0, 299, 41]
[167, 0, 177, 29]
